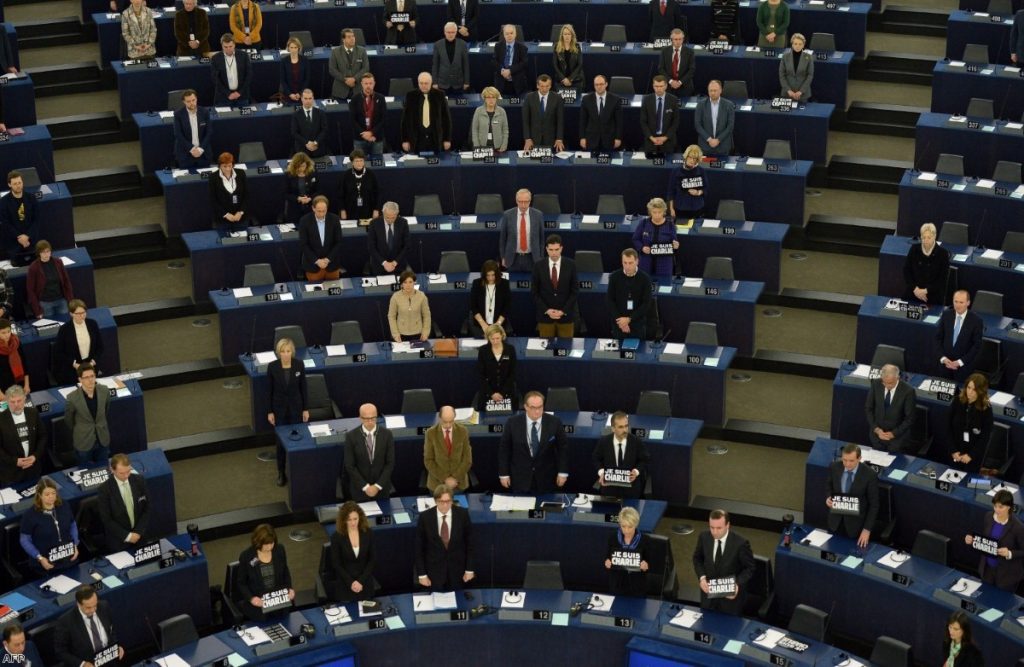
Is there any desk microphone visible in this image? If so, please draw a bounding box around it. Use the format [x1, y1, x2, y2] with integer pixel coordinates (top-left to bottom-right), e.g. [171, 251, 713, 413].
[651, 327, 671, 350]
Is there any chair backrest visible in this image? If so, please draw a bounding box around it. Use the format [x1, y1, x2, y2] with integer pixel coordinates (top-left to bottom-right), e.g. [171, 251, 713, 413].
[911, 529, 949, 565]
[982, 422, 1011, 471]
[870, 636, 913, 667]
[910, 404, 931, 457]
[974, 338, 1002, 386]
[167, 89, 187, 112]
[15, 167, 41, 188]
[703, 257, 734, 281]
[414, 194, 443, 216]
[685, 321, 719, 347]
[636, 390, 671, 417]
[274, 324, 307, 350]
[1013, 372, 1024, 400]
[608, 76, 635, 97]
[574, 250, 604, 274]
[721, 80, 748, 100]
[474, 194, 504, 214]
[763, 139, 792, 160]
[545, 387, 579, 412]
[595, 194, 625, 215]
[962, 43, 990, 64]
[438, 251, 470, 274]
[715, 199, 746, 221]
[389, 78, 415, 98]
[993, 161, 1023, 185]
[158, 614, 199, 652]
[238, 141, 266, 164]
[401, 388, 437, 414]
[549, 24, 565, 44]
[870, 344, 905, 371]
[938, 221, 969, 246]
[330, 320, 363, 345]
[74, 495, 106, 555]
[743, 555, 774, 616]
[243, 263, 274, 287]
[306, 374, 335, 421]
[340, 29, 367, 47]
[972, 290, 1002, 316]
[523, 560, 564, 590]
[788, 604, 829, 642]
[935, 153, 964, 177]
[601, 24, 628, 43]
[988, 0, 1012, 15]
[532, 194, 561, 215]
[874, 483, 895, 535]
[810, 32, 836, 53]
[288, 30, 314, 52]
[49, 415, 76, 469]
[643, 533, 678, 599]
[966, 97, 994, 120]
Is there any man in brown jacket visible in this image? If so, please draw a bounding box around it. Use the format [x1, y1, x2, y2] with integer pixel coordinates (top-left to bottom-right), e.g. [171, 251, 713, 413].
[423, 405, 473, 491]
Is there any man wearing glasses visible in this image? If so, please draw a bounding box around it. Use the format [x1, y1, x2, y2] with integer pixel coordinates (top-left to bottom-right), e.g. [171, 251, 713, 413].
[498, 391, 568, 493]
[415, 485, 475, 590]
[343, 403, 395, 501]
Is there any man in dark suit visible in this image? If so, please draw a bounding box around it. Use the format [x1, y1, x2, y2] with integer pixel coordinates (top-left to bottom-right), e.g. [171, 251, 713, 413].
[935, 289, 984, 382]
[825, 443, 879, 548]
[211, 33, 252, 107]
[54, 586, 124, 667]
[0, 385, 45, 486]
[432, 22, 471, 93]
[530, 234, 578, 338]
[499, 188, 544, 272]
[640, 75, 680, 155]
[350, 72, 387, 155]
[579, 75, 623, 152]
[172, 88, 212, 170]
[498, 391, 569, 493]
[343, 403, 395, 501]
[416, 485, 475, 590]
[1011, 9, 1023, 65]
[2, 623, 44, 666]
[291, 89, 329, 158]
[401, 72, 453, 153]
[447, 0, 478, 40]
[367, 201, 410, 276]
[649, 0, 688, 42]
[657, 29, 696, 98]
[692, 509, 756, 615]
[493, 24, 528, 96]
[694, 79, 736, 156]
[96, 453, 152, 553]
[521, 74, 565, 152]
[864, 363, 916, 453]
[299, 195, 343, 281]
[592, 411, 650, 499]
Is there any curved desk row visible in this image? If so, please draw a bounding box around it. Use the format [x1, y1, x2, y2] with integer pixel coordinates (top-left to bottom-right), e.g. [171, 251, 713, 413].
[13, 306, 120, 391]
[0, 72, 35, 128]
[931, 60, 1024, 122]
[946, 9, 1016, 66]
[915, 112, 1024, 183]
[0, 125, 54, 184]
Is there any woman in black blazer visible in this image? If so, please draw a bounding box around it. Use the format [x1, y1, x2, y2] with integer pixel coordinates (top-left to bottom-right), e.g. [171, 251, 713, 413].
[338, 150, 380, 221]
[328, 501, 377, 602]
[53, 299, 104, 386]
[477, 323, 517, 411]
[267, 337, 308, 486]
[19, 477, 80, 575]
[283, 152, 319, 226]
[237, 524, 294, 621]
[279, 37, 309, 104]
[552, 24, 584, 92]
[941, 611, 985, 667]
[948, 373, 993, 474]
[966, 488, 1024, 593]
[209, 152, 251, 228]
[469, 259, 512, 337]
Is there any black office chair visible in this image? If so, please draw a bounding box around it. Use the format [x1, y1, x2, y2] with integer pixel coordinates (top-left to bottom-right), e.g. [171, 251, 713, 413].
[74, 496, 106, 559]
[274, 325, 307, 350]
[910, 404, 932, 458]
[643, 533, 678, 599]
[870, 636, 913, 667]
[636, 390, 671, 417]
[1013, 372, 1024, 400]
[238, 141, 266, 164]
[873, 483, 897, 545]
[532, 194, 561, 215]
[685, 322, 718, 347]
[911, 529, 949, 565]
[788, 604, 830, 642]
[646, 295, 663, 341]
[987, 0, 1012, 15]
[703, 257, 734, 281]
[961, 43, 990, 64]
[595, 194, 626, 215]
[546, 387, 580, 412]
[512, 25, 526, 43]
[219, 561, 244, 625]
[414, 194, 443, 216]
[1002, 230, 1024, 254]
[965, 97, 994, 120]
[438, 251, 470, 274]
[16, 167, 42, 188]
[721, 80, 748, 100]
[243, 263, 274, 287]
[523, 560, 564, 590]
[763, 139, 792, 160]
[601, 25, 628, 43]
[934, 153, 964, 177]
[47, 415, 76, 470]
[809, 32, 836, 53]
[574, 251, 604, 273]
[330, 321, 363, 345]
[288, 30, 314, 52]
[548, 24, 565, 44]
[401, 388, 437, 414]
[974, 338, 1004, 386]
[609, 76, 635, 97]
[388, 78, 415, 98]
[306, 374, 341, 421]
[715, 199, 746, 221]
[167, 89, 188, 112]
[938, 221, 969, 246]
[972, 290, 1002, 316]
[870, 344, 905, 372]
[981, 422, 1013, 477]
[315, 541, 332, 603]
[743, 555, 775, 619]
[474, 194, 504, 214]
[992, 161, 1022, 185]
[157, 614, 199, 652]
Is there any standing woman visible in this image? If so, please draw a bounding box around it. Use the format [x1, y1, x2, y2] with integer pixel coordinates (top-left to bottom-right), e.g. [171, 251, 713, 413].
[284, 153, 319, 226]
[756, 0, 789, 48]
[121, 0, 157, 60]
[667, 144, 706, 221]
[470, 87, 509, 152]
[470, 259, 512, 335]
[279, 37, 309, 105]
[53, 300, 105, 386]
[0, 319, 28, 398]
[948, 373, 992, 474]
[778, 33, 813, 103]
[388, 270, 432, 342]
[339, 150, 381, 222]
[965, 489, 1024, 592]
[903, 222, 949, 305]
[477, 323, 517, 410]
[236, 524, 295, 620]
[604, 506, 650, 596]
[19, 477, 79, 574]
[941, 611, 985, 667]
[267, 337, 308, 486]
[553, 25, 584, 93]
[328, 501, 377, 602]
[632, 198, 678, 278]
[209, 152, 250, 228]
[27, 240, 73, 320]
[229, 0, 263, 51]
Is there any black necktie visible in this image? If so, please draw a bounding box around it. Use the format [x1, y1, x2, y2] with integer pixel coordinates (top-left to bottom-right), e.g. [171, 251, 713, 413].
[89, 614, 103, 652]
[306, 109, 311, 123]
[714, 539, 722, 563]
[530, 421, 539, 458]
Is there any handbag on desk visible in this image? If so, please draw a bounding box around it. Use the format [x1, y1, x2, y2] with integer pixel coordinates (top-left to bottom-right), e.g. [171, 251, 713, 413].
[433, 338, 458, 358]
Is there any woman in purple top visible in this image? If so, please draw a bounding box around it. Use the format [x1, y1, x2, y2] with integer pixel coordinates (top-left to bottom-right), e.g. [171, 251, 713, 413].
[965, 489, 1024, 592]
[631, 197, 678, 278]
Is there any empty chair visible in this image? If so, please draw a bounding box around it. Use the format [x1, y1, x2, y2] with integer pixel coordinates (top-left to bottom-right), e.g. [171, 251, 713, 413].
[910, 404, 932, 457]
[601, 24, 628, 43]
[934, 153, 964, 177]
[474, 193, 504, 214]
[788, 603, 830, 642]
[243, 263, 274, 287]
[306, 374, 341, 420]
[744, 555, 775, 618]
[636, 390, 672, 417]
[288, 30, 313, 51]
[715, 199, 746, 221]
[414, 194, 443, 216]
[238, 141, 266, 164]
[975, 338, 1003, 386]
[993, 161, 1022, 185]
[14, 167, 41, 188]
[1014, 372, 1024, 400]
[911, 528, 950, 565]
[532, 194, 561, 215]
[330, 320, 363, 345]
[401, 388, 437, 414]
[167, 89, 188, 112]
[48, 416, 76, 471]
[157, 614, 199, 652]
[966, 97, 994, 119]
[809, 32, 836, 53]
[972, 290, 1002, 316]
[870, 344, 905, 371]
[545, 387, 579, 412]
[938, 221, 969, 246]
[961, 43, 990, 64]
[274, 325, 307, 350]
[74, 496, 106, 557]
[523, 560, 564, 590]
[574, 250, 604, 273]
[870, 636, 913, 667]
[722, 80, 748, 100]
[685, 322, 719, 346]
[388, 78, 415, 98]
[340, 28, 366, 46]
[981, 422, 1012, 476]
[609, 76, 635, 97]
[549, 24, 565, 44]
[763, 139, 792, 160]
[438, 250, 470, 273]
[988, 0, 1012, 15]
[1007, 232, 1024, 255]
[596, 194, 625, 215]
[703, 257, 734, 280]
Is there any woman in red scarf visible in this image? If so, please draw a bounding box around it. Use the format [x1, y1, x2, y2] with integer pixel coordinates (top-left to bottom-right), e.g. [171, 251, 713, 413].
[0, 318, 29, 399]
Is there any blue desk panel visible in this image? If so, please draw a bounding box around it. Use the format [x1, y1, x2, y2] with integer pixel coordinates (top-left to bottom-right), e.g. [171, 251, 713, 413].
[2, 182, 77, 254]
[931, 61, 1024, 121]
[915, 112, 1024, 180]
[28, 378, 147, 456]
[947, 9, 1016, 65]
[961, 0, 1024, 10]
[15, 306, 120, 390]
[0, 74, 35, 128]
[0, 125, 54, 183]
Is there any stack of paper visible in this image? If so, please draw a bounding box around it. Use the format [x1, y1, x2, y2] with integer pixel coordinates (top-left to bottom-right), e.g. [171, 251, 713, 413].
[753, 628, 785, 649]
[384, 415, 406, 429]
[802, 529, 832, 547]
[490, 495, 536, 511]
[325, 345, 347, 357]
[669, 608, 703, 628]
[877, 550, 909, 569]
[41, 574, 80, 595]
[358, 501, 383, 517]
[323, 606, 352, 625]
[236, 627, 271, 646]
[308, 424, 332, 437]
[107, 551, 137, 570]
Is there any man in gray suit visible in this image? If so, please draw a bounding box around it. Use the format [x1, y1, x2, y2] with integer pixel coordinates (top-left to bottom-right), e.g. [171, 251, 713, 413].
[521, 74, 565, 152]
[329, 29, 369, 101]
[499, 188, 544, 272]
[64, 363, 111, 466]
[343, 403, 395, 501]
[432, 22, 470, 93]
[694, 79, 735, 156]
[864, 364, 916, 453]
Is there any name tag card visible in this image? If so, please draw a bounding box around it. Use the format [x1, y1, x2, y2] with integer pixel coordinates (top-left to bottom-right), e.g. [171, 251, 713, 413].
[603, 468, 634, 488]
[971, 536, 999, 556]
[649, 243, 674, 256]
[94, 644, 119, 667]
[706, 576, 736, 598]
[610, 549, 642, 571]
[48, 542, 75, 562]
[829, 495, 860, 516]
[78, 468, 110, 489]
[261, 588, 291, 613]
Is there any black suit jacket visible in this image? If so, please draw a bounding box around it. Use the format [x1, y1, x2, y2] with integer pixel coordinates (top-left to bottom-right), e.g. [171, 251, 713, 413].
[384, 0, 418, 45]
[591, 433, 650, 498]
[0, 408, 45, 485]
[96, 472, 152, 553]
[290, 106, 329, 157]
[415, 505, 474, 589]
[640, 93, 681, 153]
[328, 529, 377, 602]
[350, 91, 387, 139]
[977, 514, 1024, 592]
[607, 531, 652, 596]
[521, 91, 565, 147]
[172, 106, 212, 167]
[657, 45, 696, 97]
[401, 88, 453, 151]
[267, 359, 308, 423]
[498, 413, 568, 493]
[469, 277, 512, 329]
[446, 0, 478, 35]
[493, 41, 529, 95]
[211, 50, 253, 104]
[237, 544, 293, 601]
[298, 212, 344, 273]
[864, 379, 916, 452]
[343, 427, 395, 501]
[530, 257, 578, 323]
[366, 216, 411, 274]
[648, 0, 688, 41]
[825, 461, 879, 539]
[692, 529, 755, 614]
[935, 308, 984, 379]
[579, 92, 623, 151]
[477, 341, 517, 400]
[53, 317, 105, 386]
[209, 168, 249, 226]
[54, 600, 117, 667]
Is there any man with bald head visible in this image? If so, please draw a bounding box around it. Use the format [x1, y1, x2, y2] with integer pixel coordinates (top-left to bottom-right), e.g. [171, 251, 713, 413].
[423, 406, 473, 491]
[401, 72, 453, 153]
[343, 403, 395, 501]
[864, 363, 916, 453]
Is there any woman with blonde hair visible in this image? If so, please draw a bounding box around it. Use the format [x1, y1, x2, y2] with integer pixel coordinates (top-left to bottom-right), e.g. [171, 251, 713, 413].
[553, 24, 583, 92]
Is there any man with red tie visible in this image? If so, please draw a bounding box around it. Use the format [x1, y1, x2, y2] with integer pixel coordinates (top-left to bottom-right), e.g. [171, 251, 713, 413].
[499, 188, 544, 272]
[657, 29, 696, 97]
[648, 0, 688, 42]
[530, 234, 578, 338]
[423, 406, 474, 491]
[415, 485, 475, 591]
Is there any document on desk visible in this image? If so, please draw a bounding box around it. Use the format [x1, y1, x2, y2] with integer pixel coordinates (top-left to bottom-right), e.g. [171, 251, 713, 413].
[917, 171, 937, 181]
[428, 273, 448, 284]
[358, 603, 382, 618]
[377, 274, 397, 286]
[987, 482, 1019, 497]
[803, 529, 832, 548]
[876, 550, 909, 569]
[860, 448, 896, 468]
[42, 574, 81, 595]
[323, 605, 352, 625]
[325, 345, 347, 357]
[432, 591, 457, 609]
[989, 391, 1015, 407]
[412, 594, 435, 612]
[490, 494, 536, 511]
[682, 277, 703, 288]
[950, 577, 982, 597]
[107, 551, 137, 570]
[662, 343, 685, 356]
[588, 593, 615, 612]
[358, 501, 383, 517]
[307, 424, 332, 437]
[753, 628, 785, 649]
[500, 591, 526, 608]
[938, 469, 966, 484]
[581, 215, 600, 224]
[0, 488, 21, 505]
[253, 351, 277, 365]
[384, 415, 406, 429]
[156, 655, 191, 667]
[417, 496, 437, 511]
[526, 338, 549, 351]
[454, 407, 477, 423]
[669, 608, 703, 628]
[391, 342, 412, 354]
[236, 627, 271, 646]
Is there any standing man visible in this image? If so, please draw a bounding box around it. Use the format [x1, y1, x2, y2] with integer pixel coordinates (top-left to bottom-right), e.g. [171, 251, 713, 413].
[531, 234, 578, 338]
[649, 0, 688, 42]
[499, 188, 544, 272]
[291, 89, 329, 158]
[350, 73, 386, 155]
[2, 624, 43, 666]
[935, 289, 984, 382]
[65, 363, 111, 467]
[329, 29, 369, 101]
[640, 75, 680, 155]
[0, 385, 45, 486]
[96, 453, 151, 553]
[579, 74, 623, 152]
[493, 24, 528, 96]
[0, 170, 39, 266]
[522, 74, 565, 152]
[825, 443, 879, 549]
[432, 22, 471, 94]
[211, 34, 252, 107]
[498, 391, 569, 493]
[1012, 9, 1024, 65]
[606, 248, 652, 340]
[695, 79, 735, 156]
[692, 509, 755, 615]
[54, 586, 124, 667]
[174, 0, 211, 57]
[592, 411, 650, 499]
[447, 0, 478, 40]
[864, 364, 916, 453]
[343, 403, 395, 501]
[401, 72, 453, 153]
[423, 406, 473, 492]
[657, 29, 696, 98]
[172, 89, 212, 171]
[299, 195, 344, 281]
[416, 484, 475, 590]
[367, 201, 411, 277]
